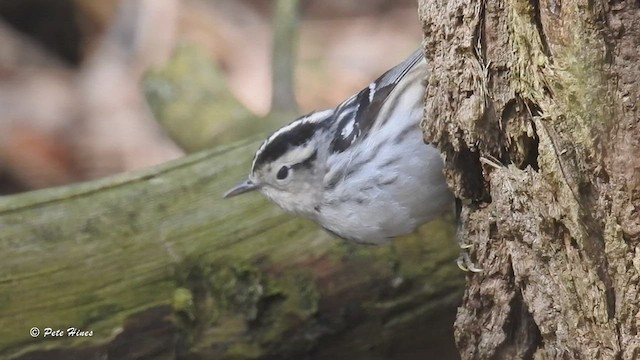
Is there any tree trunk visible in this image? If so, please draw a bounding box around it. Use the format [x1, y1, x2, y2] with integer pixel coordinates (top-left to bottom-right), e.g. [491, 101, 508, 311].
[418, 0, 640, 358]
[0, 135, 463, 360]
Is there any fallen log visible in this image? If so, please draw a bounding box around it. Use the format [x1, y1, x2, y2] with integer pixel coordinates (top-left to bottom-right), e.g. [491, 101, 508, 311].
[1, 135, 464, 360]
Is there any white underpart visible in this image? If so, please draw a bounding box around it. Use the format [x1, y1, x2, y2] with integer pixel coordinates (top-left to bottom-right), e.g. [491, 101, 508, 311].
[320, 59, 453, 244]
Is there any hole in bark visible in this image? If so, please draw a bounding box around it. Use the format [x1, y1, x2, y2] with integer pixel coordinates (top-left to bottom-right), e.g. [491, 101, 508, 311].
[523, 117, 540, 172]
[493, 263, 543, 359]
[500, 99, 540, 171]
[570, 237, 579, 249]
[455, 7, 464, 25]
[453, 136, 491, 202]
[505, 291, 542, 359]
[489, 221, 498, 238]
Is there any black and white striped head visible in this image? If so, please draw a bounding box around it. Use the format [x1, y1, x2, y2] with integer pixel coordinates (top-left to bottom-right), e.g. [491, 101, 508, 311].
[224, 110, 334, 215]
[224, 49, 426, 216]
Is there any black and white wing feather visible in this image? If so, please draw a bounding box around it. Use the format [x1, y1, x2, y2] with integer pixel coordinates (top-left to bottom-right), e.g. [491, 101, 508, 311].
[329, 49, 425, 154]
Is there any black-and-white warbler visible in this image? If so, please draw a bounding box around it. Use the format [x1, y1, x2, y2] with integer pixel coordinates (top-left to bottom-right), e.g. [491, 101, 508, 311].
[224, 49, 453, 244]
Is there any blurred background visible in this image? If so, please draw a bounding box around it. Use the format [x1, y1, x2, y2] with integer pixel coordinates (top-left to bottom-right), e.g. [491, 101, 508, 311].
[0, 0, 421, 195]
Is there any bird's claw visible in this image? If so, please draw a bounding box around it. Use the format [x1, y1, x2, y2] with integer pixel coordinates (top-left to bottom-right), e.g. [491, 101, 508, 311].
[456, 252, 483, 273]
[459, 242, 474, 250]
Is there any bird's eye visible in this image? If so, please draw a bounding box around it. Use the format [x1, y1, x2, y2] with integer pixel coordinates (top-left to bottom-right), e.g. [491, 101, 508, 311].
[276, 166, 289, 180]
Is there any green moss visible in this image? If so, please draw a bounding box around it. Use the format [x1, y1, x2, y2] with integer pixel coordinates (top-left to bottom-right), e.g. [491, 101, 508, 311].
[547, 33, 608, 148]
[173, 257, 320, 356]
[173, 288, 194, 313]
[508, 0, 608, 152]
[144, 42, 260, 152]
[508, 0, 551, 103]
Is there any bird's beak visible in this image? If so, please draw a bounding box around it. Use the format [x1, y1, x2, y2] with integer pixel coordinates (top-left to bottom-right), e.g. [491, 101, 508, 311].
[223, 179, 260, 198]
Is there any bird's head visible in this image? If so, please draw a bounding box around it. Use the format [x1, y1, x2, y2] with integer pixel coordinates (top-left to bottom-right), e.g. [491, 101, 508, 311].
[224, 110, 334, 216]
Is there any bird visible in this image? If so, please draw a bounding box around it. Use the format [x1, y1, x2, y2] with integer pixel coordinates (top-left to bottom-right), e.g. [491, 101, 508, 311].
[224, 49, 454, 245]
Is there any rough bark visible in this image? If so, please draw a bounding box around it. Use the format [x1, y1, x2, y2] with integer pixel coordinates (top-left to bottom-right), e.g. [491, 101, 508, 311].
[0, 135, 463, 360]
[419, 0, 639, 359]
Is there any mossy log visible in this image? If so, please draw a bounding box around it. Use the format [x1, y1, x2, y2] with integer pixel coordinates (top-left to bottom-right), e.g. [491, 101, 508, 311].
[1, 134, 464, 359]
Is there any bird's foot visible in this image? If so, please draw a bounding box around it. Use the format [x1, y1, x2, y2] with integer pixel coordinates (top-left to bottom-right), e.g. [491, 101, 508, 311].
[456, 250, 483, 273]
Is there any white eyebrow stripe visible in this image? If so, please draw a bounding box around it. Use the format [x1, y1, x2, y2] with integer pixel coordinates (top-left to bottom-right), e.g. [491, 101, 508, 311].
[251, 109, 334, 171]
